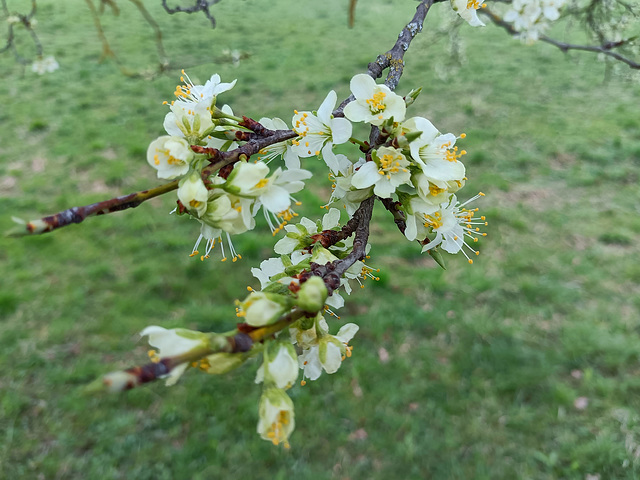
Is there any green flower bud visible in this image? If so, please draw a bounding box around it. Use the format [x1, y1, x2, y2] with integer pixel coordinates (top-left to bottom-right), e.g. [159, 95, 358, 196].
[297, 276, 328, 313]
[428, 247, 447, 270]
[205, 352, 247, 374]
[404, 87, 422, 107]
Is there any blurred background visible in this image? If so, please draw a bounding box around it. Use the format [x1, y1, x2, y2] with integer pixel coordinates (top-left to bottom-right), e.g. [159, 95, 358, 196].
[1, 0, 640, 478]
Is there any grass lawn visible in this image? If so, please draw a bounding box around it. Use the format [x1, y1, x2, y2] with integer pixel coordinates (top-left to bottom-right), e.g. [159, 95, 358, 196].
[1, 0, 640, 478]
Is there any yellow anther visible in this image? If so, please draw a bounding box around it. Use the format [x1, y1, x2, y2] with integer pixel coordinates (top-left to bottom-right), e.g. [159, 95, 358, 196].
[366, 91, 387, 113]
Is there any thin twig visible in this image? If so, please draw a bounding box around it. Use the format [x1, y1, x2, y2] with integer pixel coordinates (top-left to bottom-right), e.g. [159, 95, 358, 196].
[481, 8, 640, 69]
[8, 180, 179, 236]
[161, 0, 220, 28]
[12, 121, 297, 236]
[128, 0, 170, 67]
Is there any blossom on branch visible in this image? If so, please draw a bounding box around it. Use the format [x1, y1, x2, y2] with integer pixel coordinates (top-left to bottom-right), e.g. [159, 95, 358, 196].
[140, 326, 210, 386]
[146, 136, 193, 179]
[343, 74, 406, 126]
[406, 193, 488, 264]
[292, 90, 352, 173]
[224, 161, 312, 225]
[503, 0, 567, 43]
[351, 146, 412, 198]
[274, 208, 342, 255]
[406, 117, 467, 193]
[258, 387, 295, 448]
[258, 117, 301, 169]
[173, 71, 237, 106]
[292, 316, 359, 382]
[163, 99, 215, 142]
[177, 172, 209, 217]
[255, 340, 299, 390]
[450, 0, 486, 27]
[237, 291, 291, 327]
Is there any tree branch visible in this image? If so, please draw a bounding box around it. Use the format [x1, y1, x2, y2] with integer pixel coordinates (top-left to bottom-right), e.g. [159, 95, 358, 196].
[481, 8, 640, 69]
[335, 0, 435, 116]
[11, 120, 298, 236]
[161, 0, 220, 28]
[8, 180, 179, 236]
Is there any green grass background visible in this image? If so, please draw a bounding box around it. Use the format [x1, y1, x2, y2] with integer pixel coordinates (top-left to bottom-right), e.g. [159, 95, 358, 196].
[1, 0, 640, 478]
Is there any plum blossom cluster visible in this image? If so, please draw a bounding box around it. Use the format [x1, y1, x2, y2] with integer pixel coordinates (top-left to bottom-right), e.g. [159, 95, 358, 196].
[146, 71, 311, 262]
[503, 0, 567, 43]
[330, 74, 488, 264]
[134, 70, 487, 448]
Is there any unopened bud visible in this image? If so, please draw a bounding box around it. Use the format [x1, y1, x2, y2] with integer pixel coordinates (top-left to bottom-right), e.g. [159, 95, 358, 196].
[297, 276, 328, 313]
[404, 87, 422, 107]
[427, 247, 447, 270]
[205, 353, 247, 374]
[84, 371, 138, 394]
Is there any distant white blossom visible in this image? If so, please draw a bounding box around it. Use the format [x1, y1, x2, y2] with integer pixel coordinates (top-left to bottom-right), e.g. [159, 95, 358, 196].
[504, 0, 567, 43]
[32, 56, 59, 75]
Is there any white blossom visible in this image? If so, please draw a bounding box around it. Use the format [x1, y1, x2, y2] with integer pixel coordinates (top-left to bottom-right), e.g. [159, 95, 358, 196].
[238, 291, 289, 327]
[292, 91, 352, 173]
[163, 99, 215, 142]
[343, 74, 406, 126]
[258, 117, 301, 169]
[146, 136, 193, 179]
[257, 388, 295, 448]
[177, 172, 208, 217]
[297, 321, 359, 381]
[172, 71, 237, 106]
[450, 0, 486, 27]
[351, 146, 412, 198]
[504, 0, 567, 43]
[407, 117, 466, 186]
[255, 341, 299, 390]
[140, 326, 209, 386]
[32, 56, 59, 75]
[419, 193, 488, 263]
[225, 161, 311, 215]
